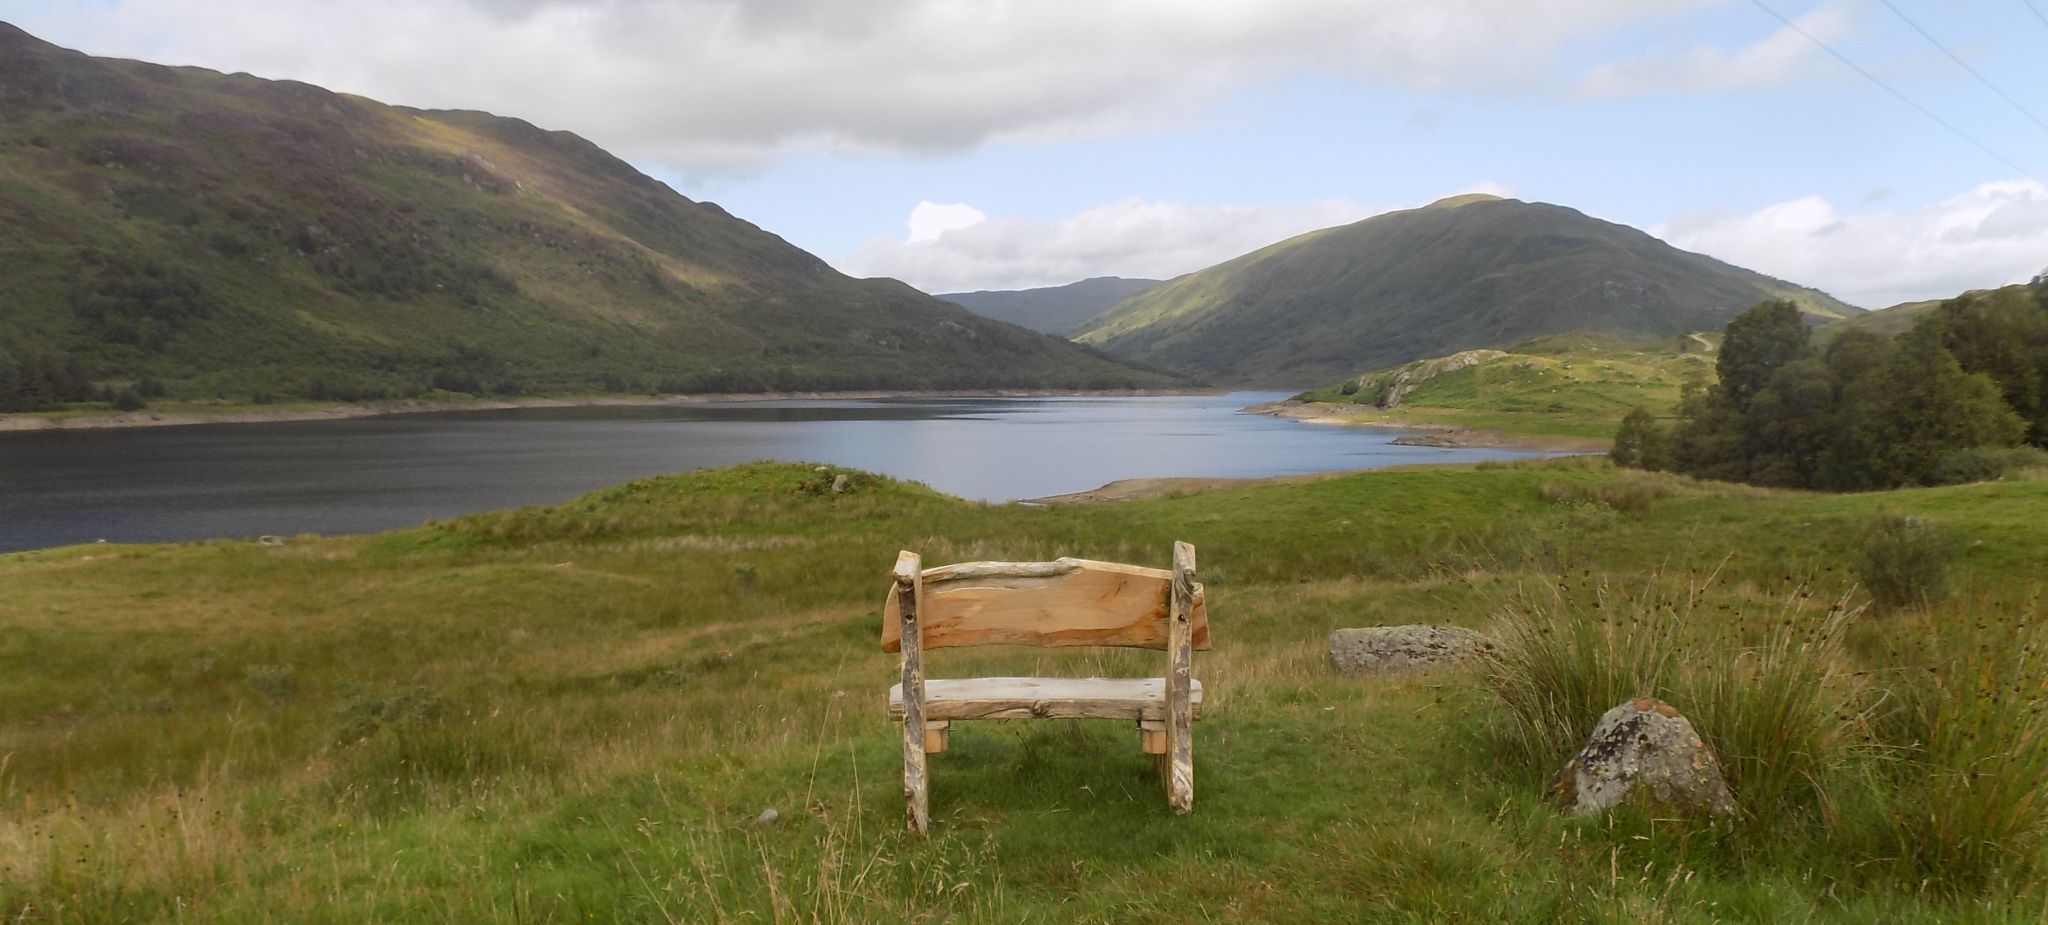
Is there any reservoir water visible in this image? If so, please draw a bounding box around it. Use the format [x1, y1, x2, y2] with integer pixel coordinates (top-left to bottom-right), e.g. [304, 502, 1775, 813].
[0, 392, 1542, 552]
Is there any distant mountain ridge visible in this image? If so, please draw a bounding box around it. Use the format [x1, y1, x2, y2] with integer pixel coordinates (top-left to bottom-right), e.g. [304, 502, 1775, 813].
[0, 23, 1171, 403]
[937, 277, 1163, 335]
[1075, 194, 1856, 385]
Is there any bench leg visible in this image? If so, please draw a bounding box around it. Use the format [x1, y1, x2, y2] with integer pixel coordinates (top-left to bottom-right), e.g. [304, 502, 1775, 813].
[1165, 542, 1197, 814]
[894, 559, 930, 834]
[903, 716, 929, 833]
[924, 720, 951, 754]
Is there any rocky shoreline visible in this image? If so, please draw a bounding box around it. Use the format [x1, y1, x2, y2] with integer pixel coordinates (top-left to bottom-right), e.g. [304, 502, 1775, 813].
[1243, 399, 1609, 453]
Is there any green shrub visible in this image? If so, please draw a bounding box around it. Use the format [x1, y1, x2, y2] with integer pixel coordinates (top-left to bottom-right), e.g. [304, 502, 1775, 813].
[1855, 514, 1954, 611]
[1931, 445, 2048, 485]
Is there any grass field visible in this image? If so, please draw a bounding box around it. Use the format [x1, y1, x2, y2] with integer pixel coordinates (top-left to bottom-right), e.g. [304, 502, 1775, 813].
[4, 459, 2047, 922]
[1292, 333, 1711, 444]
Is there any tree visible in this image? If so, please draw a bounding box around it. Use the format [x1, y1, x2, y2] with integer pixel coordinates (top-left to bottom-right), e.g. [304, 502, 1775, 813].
[1817, 332, 1902, 491]
[1716, 300, 1811, 413]
[1915, 288, 2048, 446]
[1860, 328, 2024, 486]
[1610, 406, 1669, 470]
[1745, 357, 1837, 487]
[1668, 379, 1747, 482]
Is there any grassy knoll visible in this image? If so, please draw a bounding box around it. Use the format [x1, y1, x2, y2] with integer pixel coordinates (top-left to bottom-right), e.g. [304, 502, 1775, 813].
[4, 460, 2047, 922]
[1289, 333, 1711, 445]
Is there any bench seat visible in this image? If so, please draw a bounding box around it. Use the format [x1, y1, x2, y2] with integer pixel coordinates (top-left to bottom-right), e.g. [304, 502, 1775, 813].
[889, 677, 1205, 722]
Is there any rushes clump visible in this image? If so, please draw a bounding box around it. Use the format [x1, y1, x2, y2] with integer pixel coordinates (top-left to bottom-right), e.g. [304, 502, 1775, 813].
[1855, 513, 1954, 612]
[1484, 570, 1862, 828]
[1864, 599, 2048, 895]
[1483, 574, 1683, 771]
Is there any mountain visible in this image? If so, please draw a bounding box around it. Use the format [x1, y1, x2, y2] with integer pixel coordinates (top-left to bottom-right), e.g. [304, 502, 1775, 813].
[1074, 194, 1857, 386]
[0, 24, 1171, 405]
[937, 276, 1163, 335]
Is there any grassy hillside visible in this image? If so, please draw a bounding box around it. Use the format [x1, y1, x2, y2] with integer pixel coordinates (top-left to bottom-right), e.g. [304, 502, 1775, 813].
[0, 24, 1171, 406]
[4, 460, 2046, 921]
[1817, 284, 2035, 344]
[1075, 195, 1855, 386]
[1285, 332, 1713, 445]
[938, 276, 1163, 335]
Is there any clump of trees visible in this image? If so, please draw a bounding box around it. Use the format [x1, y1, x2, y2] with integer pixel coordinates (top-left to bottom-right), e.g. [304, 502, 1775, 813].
[1617, 284, 2048, 490]
[0, 349, 96, 412]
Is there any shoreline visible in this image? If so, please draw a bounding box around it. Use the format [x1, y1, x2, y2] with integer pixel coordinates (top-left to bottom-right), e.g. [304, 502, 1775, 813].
[1024, 470, 1366, 505]
[0, 388, 1210, 433]
[1242, 399, 1610, 453]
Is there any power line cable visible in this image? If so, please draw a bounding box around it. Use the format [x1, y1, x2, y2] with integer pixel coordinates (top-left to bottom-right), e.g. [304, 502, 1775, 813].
[2023, 0, 2048, 32]
[1746, 0, 2039, 178]
[1876, 0, 2048, 136]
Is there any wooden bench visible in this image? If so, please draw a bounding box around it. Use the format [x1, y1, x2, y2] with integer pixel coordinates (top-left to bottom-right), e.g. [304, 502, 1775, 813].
[883, 541, 1209, 833]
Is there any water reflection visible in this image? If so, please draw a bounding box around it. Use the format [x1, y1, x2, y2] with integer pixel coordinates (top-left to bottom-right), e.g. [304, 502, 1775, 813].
[0, 392, 1542, 551]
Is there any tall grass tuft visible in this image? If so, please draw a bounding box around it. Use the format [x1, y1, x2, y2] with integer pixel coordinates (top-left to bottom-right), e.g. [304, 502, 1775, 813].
[1681, 590, 1862, 826]
[1484, 569, 1863, 829]
[1483, 573, 1686, 774]
[1864, 599, 2048, 895]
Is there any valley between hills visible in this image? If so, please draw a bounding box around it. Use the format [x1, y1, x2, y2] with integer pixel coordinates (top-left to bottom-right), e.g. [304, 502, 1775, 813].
[6, 18, 2048, 925]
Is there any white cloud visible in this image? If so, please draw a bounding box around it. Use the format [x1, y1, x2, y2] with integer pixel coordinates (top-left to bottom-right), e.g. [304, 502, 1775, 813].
[1657, 179, 2048, 308]
[905, 202, 987, 243]
[844, 186, 1514, 293]
[10, 0, 1703, 174]
[1574, 2, 1850, 97]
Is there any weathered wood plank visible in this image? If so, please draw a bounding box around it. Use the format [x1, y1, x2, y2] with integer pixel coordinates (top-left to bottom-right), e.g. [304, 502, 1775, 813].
[1138, 719, 1167, 755]
[1165, 540, 1196, 814]
[894, 551, 929, 835]
[888, 677, 1205, 721]
[881, 557, 1210, 652]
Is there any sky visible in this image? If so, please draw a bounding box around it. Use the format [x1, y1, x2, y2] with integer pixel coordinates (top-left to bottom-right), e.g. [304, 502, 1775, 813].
[5, 0, 2048, 308]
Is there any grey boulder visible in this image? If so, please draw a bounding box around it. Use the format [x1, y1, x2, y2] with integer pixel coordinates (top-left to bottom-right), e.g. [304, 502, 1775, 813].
[1552, 697, 1735, 818]
[1328, 625, 1488, 675]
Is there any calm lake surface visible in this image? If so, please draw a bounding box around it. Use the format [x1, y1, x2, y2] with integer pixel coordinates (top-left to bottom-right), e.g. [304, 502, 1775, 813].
[0, 392, 1542, 551]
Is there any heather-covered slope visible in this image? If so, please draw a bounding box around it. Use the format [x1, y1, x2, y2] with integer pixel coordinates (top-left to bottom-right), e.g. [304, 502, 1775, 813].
[0, 24, 1171, 404]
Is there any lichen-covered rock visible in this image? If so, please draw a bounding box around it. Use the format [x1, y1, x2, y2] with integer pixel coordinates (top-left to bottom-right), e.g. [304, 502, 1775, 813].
[1552, 698, 1735, 818]
[1328, 625, 1489, 675]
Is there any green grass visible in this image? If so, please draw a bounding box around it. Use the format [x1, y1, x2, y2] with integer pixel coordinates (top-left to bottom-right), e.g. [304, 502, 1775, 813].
[1293, 334, 1712, 444]
[3, 459, 2047, 921]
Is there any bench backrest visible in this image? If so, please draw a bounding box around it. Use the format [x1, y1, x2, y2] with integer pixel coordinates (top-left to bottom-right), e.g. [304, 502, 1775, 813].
[881, 556, 1210, 652]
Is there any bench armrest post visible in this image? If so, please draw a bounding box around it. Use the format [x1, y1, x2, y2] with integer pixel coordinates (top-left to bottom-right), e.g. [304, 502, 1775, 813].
[1165, 541, 1196, 814]
[893, 550, 930, 834]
